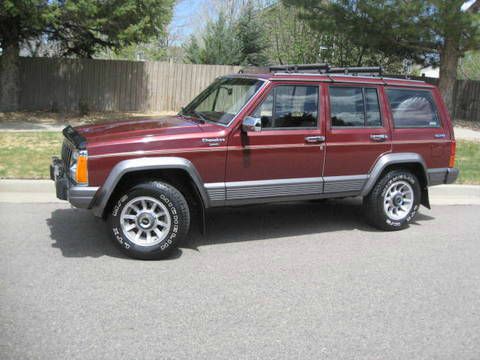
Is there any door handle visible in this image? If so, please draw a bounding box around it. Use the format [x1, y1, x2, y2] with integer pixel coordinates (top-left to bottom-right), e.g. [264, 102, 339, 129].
[305, 136, 325, 144]
[434, 134, 446, 139]
[370, 134, 388, 142]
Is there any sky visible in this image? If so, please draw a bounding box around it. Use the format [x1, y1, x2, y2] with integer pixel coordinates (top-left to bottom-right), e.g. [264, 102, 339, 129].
[170, 0, 209, 43]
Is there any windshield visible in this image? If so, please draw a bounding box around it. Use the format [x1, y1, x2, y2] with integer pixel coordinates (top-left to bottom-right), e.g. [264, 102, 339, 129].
[181, 77, 264, 125]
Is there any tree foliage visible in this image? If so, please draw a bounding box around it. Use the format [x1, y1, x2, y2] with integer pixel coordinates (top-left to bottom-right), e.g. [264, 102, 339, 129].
[261, 2, 403, 71]
[183, 2, 268, 66]
[184, 12, 241, 65]
[1, 0, 175, 57]
[282, 0, 479, 63]
[236, 2, 268, 65]
[282, 0, 480, 111]
[0, 0, 175, 110]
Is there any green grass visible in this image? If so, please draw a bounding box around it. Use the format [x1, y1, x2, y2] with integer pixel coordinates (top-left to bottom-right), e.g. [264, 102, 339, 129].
[456, 140, 480, 184]
[0, 132, 479, 184]
[0, 132, 62, 179]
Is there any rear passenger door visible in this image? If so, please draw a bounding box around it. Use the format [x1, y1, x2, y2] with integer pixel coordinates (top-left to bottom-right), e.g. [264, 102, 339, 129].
[385, 87, 451, 169]
[323, 84, 392, 194]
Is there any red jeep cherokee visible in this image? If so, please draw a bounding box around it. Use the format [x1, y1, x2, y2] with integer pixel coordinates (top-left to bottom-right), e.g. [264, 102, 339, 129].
[51, 65, 459, 259]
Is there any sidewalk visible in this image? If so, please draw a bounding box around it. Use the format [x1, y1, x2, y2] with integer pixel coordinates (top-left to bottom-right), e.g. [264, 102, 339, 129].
[1, 179, 479, 205]
[454, 127, 480, 142]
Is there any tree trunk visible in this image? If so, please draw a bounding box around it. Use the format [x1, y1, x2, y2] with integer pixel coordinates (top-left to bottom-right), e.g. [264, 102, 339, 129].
[0, 42, 20, 112]
[438, 37, 459, 117]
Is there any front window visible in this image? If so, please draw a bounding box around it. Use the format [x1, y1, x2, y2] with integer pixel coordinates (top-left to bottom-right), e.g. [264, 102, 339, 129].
[251, 85, 319, 129]
[182, 77, 264, 125]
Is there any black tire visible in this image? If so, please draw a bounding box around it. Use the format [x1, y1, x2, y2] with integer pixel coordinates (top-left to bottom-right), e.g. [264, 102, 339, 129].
[363, 170, 421, 231]
[107, 181, 190, 260]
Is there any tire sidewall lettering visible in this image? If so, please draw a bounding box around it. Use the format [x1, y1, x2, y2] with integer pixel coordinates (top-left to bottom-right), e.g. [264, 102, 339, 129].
[381, 173, 418, 227]
[112, 191, 180, 252]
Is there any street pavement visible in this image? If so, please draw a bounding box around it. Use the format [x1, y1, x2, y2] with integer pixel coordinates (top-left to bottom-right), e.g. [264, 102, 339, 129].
[1, 200, 479, 360]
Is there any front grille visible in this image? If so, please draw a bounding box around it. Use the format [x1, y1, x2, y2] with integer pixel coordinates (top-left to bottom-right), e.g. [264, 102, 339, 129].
[61, 140, 75, 177]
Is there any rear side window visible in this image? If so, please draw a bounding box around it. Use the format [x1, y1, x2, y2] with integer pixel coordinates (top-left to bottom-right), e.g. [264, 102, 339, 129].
[329, 86, 382, 127]
[386, 88, 440, 128]
[252, 85, 319, 129]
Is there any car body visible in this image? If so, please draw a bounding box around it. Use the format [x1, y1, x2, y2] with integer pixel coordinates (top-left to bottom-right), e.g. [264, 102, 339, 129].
[51, 67, 459, 259]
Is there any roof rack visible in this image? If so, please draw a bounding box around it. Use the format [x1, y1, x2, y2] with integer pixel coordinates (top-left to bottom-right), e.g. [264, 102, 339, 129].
[269, 64, 383, 76]
[269, 63, 330, 73]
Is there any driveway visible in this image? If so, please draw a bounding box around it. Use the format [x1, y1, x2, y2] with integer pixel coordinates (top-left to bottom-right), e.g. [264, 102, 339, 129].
[1, 200, 479, 360]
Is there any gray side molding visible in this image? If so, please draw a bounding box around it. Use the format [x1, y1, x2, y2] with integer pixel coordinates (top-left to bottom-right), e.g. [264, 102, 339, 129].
[91, 157, 208, 217]
[360, 153, 428, 196]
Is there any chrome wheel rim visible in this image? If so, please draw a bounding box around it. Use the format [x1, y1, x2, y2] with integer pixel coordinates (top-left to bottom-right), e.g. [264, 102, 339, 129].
[120, 196, 171, 246]
[383, 180, 414, 221]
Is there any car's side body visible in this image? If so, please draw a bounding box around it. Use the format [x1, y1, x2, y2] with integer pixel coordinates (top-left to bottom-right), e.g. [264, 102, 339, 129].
[56, 73, 456, 215]
[51, 70, 459, 258]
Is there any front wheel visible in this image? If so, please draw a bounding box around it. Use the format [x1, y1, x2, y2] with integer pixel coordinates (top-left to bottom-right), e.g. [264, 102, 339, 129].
[363, 170, 421, 231]
[107, 181, 190, 259]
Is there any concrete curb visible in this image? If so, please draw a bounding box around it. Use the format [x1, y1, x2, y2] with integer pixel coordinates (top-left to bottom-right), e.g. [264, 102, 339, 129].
[1, 179, 479, 205]
[0, 180, 62, 203]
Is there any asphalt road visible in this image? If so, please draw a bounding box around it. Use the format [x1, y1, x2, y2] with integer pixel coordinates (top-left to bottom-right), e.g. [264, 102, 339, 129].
[1, 200, 479, 360]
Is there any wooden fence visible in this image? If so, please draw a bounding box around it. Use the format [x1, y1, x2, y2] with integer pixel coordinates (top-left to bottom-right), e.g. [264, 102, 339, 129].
[2, 57, 480, 121]
[452, 80, 480, 122]
[15, 58, 240, 112]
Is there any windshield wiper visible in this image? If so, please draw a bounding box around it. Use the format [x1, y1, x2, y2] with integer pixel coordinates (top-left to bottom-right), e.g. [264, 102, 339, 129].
[192, 110, 208, 123]
[179, 108, 206, 124]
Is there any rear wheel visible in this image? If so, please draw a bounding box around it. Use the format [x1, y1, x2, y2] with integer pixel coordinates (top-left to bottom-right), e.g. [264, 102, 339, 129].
[107, 181, 190, 259]
[363, 170, 421, 231]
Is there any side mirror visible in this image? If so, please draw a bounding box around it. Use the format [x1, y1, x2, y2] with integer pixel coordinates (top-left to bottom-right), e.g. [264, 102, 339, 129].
[242, 116, 262, 132]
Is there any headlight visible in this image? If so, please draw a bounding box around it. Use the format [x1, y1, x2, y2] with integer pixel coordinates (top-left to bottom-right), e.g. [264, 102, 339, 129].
[70, 150, 88, 185]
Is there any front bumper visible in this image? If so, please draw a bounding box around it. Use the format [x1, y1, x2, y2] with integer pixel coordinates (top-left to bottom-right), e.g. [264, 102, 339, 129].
[50, 157, 98, 209]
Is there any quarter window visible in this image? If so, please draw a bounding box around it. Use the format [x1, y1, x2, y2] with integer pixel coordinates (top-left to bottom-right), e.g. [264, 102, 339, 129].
[386, 88, 440, 128]
[252, 85, 319, 129]
[329, 86, 382, 127]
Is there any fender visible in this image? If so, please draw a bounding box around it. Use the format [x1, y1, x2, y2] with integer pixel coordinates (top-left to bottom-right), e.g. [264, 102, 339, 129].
[91, 157, 209, 217]
[361, 153, 428, 196]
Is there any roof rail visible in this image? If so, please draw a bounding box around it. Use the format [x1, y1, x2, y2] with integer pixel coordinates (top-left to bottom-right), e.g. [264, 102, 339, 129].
[269, 63, 330, 73]
[329, 66, 383, 75]
[269, 64, 383, 76]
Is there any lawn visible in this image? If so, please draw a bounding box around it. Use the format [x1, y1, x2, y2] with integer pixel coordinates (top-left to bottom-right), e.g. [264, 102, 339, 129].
[0, 132, 62, 179]
[455, 140, 480, 184]
[0, 132, 479, 184]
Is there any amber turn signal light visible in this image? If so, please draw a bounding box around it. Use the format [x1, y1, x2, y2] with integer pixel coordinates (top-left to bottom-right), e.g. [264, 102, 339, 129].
[75, 154, 88, 184]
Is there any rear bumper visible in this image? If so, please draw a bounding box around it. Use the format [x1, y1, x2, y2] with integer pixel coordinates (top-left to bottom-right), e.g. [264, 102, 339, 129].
[445, 168, 459, 184]
[428, 168, 459, 186]
[50, 157, 98, 209]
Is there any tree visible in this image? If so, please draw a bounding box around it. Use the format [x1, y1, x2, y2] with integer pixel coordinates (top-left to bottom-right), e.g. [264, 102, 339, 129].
[0, 0, 175, 111]
[183, 12, 242, 65]
[259, 2, 404, 71]
[183, 2, 268, 66]
[283, 0, 480, 113]
[0, 0, 51, 111]
[236, 2, 268, 65]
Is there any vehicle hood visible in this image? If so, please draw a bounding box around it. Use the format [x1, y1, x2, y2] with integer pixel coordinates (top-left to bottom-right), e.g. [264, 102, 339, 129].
[73, 114, 227, 157]
[75, 115, 210, 143]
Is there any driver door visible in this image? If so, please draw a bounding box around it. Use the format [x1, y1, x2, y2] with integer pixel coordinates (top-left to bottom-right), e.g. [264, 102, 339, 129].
[225, 82, 326, 203]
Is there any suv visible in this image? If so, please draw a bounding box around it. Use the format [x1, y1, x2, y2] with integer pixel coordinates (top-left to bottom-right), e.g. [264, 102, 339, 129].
[51, 65, 459, 259]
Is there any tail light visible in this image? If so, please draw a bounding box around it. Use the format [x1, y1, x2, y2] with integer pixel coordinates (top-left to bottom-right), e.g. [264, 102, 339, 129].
[449, 141, 456, 168]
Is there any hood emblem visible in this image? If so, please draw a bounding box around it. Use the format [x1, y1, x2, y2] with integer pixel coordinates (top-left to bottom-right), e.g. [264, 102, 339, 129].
[202, 138, 225, 146]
